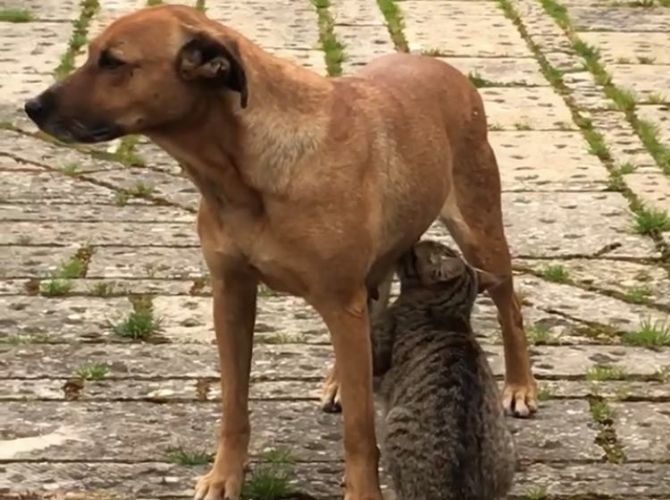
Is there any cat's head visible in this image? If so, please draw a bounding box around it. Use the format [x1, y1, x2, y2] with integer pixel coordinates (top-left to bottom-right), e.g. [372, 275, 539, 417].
[397, 240, 501, 298]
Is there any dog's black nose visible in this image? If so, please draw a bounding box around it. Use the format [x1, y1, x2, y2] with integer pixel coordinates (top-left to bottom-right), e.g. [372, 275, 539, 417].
[24, 97, 45, 122]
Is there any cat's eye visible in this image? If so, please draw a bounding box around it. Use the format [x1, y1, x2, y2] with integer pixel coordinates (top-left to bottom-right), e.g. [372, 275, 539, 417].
[99, 50, 126, 70]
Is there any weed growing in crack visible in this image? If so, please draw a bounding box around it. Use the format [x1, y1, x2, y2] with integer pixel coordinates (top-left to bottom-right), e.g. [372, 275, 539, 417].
[526, 324, 555, 345]
[40, 279, 73, 297]
[589, 397, 625, 463]
[587, 364, 627, 382]
[634, 206, 670, 234]
[55, 0, 100, 80]
[242, 449, 297, 500]
[647, 92, 667, 105]
[165, 446, 211, 466]
[623, 319, 670, 349]
[637, 120, 670, 174]
[127, 181, 154, 198]
[60, 163, 81, 176]
[521, 485, 548, 500]
[624, 285, 652, 304]
[76, 362, 109, 380]
[0, 8, 34, 22]
[311, 0, 345, 77]
[377, 0, 409, 52]
[112, 296, 161, 340]
[538, 264, 570, 283]
[91, 282, 116, 297]
[114, 190, 130, 206]
[536, 384, 554, 402]
[115, 135, 145, 167]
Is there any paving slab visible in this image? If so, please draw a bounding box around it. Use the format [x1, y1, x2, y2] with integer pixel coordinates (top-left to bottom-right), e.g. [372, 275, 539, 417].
[86, 247, 206, 279]
[637, 104, 670, 145]
[0, 0, 80, 21]
[3, 343, 669, 382]
[0, 203, 193, 223]
[401, 1, 531, 57]
[205, 0, 320, 51]
[579, 32, 670, 65]
[480, 87, 576, 130]
[0, 170, 133, 205]
[518, 257, 670, 309]
[0, 221, 199, 246]
[571, 6, 670, 32]
[2, 0, 670, 497]
[491, 131, 610, 191]
[612, 402, 670, 462]
[512, 462, 670, 498]
[0, 399, 599, 464]
[607, 64, 670, 103]
[0, 246, 79, 279]
[425, 192, 658, 259]
[437, 56, 549, 87]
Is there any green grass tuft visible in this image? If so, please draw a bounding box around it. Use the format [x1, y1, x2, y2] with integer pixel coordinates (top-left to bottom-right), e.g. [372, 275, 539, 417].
[166, 446, 211, 465]
[634, 206, 670, 234]
[624, 285, 652, 304]
[622, 319, 670, 349]
[0, 8, 34, 22]
[587, 364, 627, 382]
[76, 362, 109, 380]
[377, 0, 409, 52]
[40, 279, 72, 297]
[539, 264, 570, 283]
[112, 296, 161, 340]
[242, 449, 297, 500]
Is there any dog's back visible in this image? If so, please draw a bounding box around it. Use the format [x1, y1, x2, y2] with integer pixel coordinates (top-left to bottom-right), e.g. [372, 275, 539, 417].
[372, 242, 516, 500]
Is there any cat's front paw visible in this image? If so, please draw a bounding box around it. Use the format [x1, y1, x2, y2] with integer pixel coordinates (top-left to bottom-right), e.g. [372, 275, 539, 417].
[502, 380, 538, 418]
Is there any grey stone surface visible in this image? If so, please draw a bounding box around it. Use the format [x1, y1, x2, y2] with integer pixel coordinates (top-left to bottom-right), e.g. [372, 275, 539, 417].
[2, 0, 670, 497]
[402, 1, 531, 57]
[612, 402, 670, 462]
[480, 87, 576, 130]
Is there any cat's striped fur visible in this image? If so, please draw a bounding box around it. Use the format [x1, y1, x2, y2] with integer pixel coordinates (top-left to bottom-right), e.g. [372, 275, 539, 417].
[372, 240, 516, 500]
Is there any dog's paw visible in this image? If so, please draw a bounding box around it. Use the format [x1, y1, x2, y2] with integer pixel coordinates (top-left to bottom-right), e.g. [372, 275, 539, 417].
[320, 376, 342, 413]
[193, 466, 244, 500]
[502, 381, 538, 418]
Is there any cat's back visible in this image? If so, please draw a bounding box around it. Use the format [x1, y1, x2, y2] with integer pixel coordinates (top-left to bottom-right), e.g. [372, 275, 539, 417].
[382, 326, 516, 500]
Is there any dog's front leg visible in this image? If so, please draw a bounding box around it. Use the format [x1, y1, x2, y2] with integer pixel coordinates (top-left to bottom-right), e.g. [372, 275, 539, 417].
[315, 287, 382, 500]
[195, 273, 257, 500]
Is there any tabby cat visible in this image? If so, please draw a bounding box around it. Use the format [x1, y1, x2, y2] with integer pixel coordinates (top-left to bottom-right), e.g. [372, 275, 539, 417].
[371, 240, 516, 500]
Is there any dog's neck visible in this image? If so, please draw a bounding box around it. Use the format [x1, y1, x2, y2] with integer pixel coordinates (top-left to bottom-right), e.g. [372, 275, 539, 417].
[148, 41, 333, 213]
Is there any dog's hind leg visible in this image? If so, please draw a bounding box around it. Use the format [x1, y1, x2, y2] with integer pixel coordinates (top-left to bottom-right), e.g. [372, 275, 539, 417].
[320, 271, 394, 413]
[440, 139, 537, 417]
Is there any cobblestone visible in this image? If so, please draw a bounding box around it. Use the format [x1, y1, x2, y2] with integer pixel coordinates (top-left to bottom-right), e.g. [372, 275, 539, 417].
[1, 0, 669, 498]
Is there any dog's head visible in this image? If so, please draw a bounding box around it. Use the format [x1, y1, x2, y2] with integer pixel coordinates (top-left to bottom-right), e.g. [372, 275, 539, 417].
[24, 5, 248, 143]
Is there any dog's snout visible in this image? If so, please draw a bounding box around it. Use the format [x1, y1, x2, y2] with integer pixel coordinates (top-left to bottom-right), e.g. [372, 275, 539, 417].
[24, 91, 57, 124]
[24, 97, 45, 121]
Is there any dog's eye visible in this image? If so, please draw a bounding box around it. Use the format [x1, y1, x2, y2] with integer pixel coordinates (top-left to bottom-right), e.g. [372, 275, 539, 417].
[99, 50, 126, 70]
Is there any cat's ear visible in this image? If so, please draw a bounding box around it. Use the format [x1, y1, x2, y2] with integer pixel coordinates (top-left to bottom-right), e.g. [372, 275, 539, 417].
[433, 257, 466, 282]
[473, 268, 504, 293]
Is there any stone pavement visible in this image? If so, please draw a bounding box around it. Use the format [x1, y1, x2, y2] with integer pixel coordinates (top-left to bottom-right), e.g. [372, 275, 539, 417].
[1, 0, 670, 498]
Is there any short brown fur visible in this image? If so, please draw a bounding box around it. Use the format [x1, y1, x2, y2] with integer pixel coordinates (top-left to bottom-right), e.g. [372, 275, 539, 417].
[24, 6, 537, 499]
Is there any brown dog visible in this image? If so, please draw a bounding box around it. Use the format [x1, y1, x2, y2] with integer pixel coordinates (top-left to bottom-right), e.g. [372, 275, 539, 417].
[24, 5, 537, 499]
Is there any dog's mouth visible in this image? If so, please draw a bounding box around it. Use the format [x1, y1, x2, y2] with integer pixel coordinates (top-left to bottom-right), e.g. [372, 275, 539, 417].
[39, 119, 124, 144]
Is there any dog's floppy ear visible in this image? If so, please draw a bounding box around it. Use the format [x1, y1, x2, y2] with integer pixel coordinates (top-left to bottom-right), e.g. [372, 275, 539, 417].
[178, 29, 248, 108]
